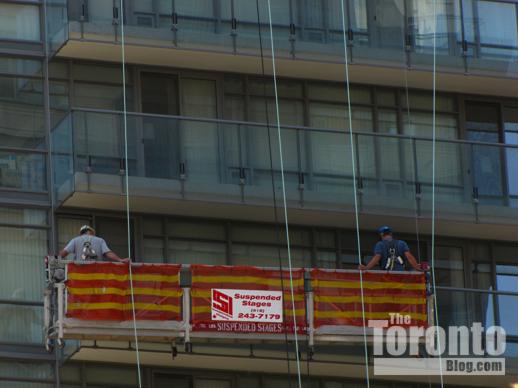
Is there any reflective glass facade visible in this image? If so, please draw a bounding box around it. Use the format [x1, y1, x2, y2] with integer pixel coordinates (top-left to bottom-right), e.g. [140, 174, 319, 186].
[1, 0, 518, 386]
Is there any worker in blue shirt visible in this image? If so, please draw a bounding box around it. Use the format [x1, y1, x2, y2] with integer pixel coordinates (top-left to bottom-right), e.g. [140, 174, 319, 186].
[358, 226, 423, 272]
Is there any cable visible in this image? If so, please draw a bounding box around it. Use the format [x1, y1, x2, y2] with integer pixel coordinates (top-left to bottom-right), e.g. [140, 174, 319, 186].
[119, 1, 143, 387]
[254, 2, 295, 385]
[264, 1, 303, 386]
[403, 70, 422, 263]
[338, 2, 370, 387]
[430, 0, 445, 385]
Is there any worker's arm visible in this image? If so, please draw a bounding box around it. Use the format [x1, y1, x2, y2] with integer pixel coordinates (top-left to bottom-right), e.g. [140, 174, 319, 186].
[58, 249, 69, 258]
[358, 254, 381, 271]
[404, 251, 423, 271]
[104, 251, 130, 263]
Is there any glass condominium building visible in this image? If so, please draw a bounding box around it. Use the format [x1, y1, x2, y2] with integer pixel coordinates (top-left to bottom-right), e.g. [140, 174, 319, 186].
[0, 0, 517, 387]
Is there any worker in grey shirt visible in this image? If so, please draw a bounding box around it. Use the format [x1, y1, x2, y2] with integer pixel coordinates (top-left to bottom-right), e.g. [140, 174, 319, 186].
[59, 225, 129, 263]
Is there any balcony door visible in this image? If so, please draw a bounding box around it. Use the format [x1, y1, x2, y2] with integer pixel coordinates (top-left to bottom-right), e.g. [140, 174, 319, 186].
[504, 107, 518, 206]
[465, 101, 505, 204]
[140, 72, 180, 179]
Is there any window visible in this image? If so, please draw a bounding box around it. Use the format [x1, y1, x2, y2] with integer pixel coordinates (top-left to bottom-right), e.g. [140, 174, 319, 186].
[465, 102, 504, 200]
[0, 152, 45, 192]
[0, 76, 45, 149]
[477, 0, 518, 49]
[141, 72, 179, 115]
[95, 217, 134, 260]
[496, 264, 518, 336]
[504, 107, 518, 200]
[0, 3, 40, 41]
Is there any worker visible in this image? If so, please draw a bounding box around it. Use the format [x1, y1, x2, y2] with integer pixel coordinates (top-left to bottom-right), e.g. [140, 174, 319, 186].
[59, 225, 129, 263]
[358, 225, 422, 271]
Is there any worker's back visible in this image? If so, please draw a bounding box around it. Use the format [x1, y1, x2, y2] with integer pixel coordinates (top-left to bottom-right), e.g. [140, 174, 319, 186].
[64, 235, 110, 260]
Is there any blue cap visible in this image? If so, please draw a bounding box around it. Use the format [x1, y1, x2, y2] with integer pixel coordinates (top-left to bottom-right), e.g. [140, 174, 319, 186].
[377, 225, 392, 234]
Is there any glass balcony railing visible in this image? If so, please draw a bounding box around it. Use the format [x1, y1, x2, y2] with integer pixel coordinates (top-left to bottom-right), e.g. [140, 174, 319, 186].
[51, 108, 518, 224]
[435, 286, 518, 364]
[45, 0, 68, 56]
[64, 0, 518, 78]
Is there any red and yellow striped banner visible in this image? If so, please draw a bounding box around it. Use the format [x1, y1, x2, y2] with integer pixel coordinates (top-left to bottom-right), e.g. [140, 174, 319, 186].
[66, 262, 182, 321]
[191, 265, 306, 333]
[311, 269, 427, 327]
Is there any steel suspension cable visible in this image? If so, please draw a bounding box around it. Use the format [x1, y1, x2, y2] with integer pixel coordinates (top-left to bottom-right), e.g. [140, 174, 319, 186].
[119, 1, 143, 387]
[430, 0, 445, 385]
[338, 2, 370, 386]
[254, 1, 296, 385]
[264, 1, 303, 386]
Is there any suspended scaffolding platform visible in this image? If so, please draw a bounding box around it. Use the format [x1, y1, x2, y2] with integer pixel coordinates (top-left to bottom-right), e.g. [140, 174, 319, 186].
[43, 257, 434, 351]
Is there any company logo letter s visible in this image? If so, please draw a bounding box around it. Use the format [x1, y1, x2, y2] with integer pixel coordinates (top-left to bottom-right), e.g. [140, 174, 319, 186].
[212, 290, 233, 316]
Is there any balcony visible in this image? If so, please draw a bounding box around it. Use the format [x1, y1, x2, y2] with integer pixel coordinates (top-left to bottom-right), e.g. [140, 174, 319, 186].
[51, 0, 518, 89]
[52, 109, 518, 238]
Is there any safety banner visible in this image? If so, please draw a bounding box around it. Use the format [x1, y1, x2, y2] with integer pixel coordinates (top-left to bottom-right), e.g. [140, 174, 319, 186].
[191, 265, 306, 333]
[66, 262, 182, 321]
[311, 269, 427, 328]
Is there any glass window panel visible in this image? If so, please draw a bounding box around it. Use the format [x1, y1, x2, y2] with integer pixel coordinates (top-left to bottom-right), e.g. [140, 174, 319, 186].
[0, 225, 47, 300]
[141, 72, 179, 115]
[142, 238, 165, 263]
[72, 64, 130, 84]
[237, 376, 260, 388]
[496, 265, 518, 336]
[0, 152, 46, 191]
[59, 364, 81, 382]
[249, 97, 304, 126]
[181, 78, 217, 118]
[0, 4, 40, 41]
[74, 82, 133, 110]
[404, 112, 458, 139]
[0, 361, 53, 380]
[175, 0, 214, 17]
[224, 76, 244, 94]
[85, 365, 138, 385]
[308, 83, 371, 104]
[224, 95, 245, 120]
[0, 208, 47, 226]
[309, 103, 373, 132]
[403, 92, 456, 112]
[234, 225, 309, 247]
[505, 132, 518, 195]
[95, 218, 132, 259]
[0, 382, 53, 388]
[434, 246, 464, 287]
[169, 220, 225, 240]
[317, 250, 337, 269]
[315, 230, 335, 248]
[477, 1, 518, 47]
[467, 133, 503, 197]
[0, 304, 43, 343]
[232, 244, 311, 268]
[195, 379, 231, 388]
[465, 102, 499, 131]
[143, 218, 163, 235]
[168, 239, 226, 265]
[87, 0, 114, 22]
[248, 79, 303, 99]
[0, 76, 45, 148]
[376, 90, 396, 107]
[412, 0, 450, 49]
[154, 374, 190, 388]
[0, 57, 42, 76]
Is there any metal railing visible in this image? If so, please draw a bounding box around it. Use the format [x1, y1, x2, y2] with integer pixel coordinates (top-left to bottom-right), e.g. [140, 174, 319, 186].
[63, 0, 518, 76]
[51, 108, 518, 224]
